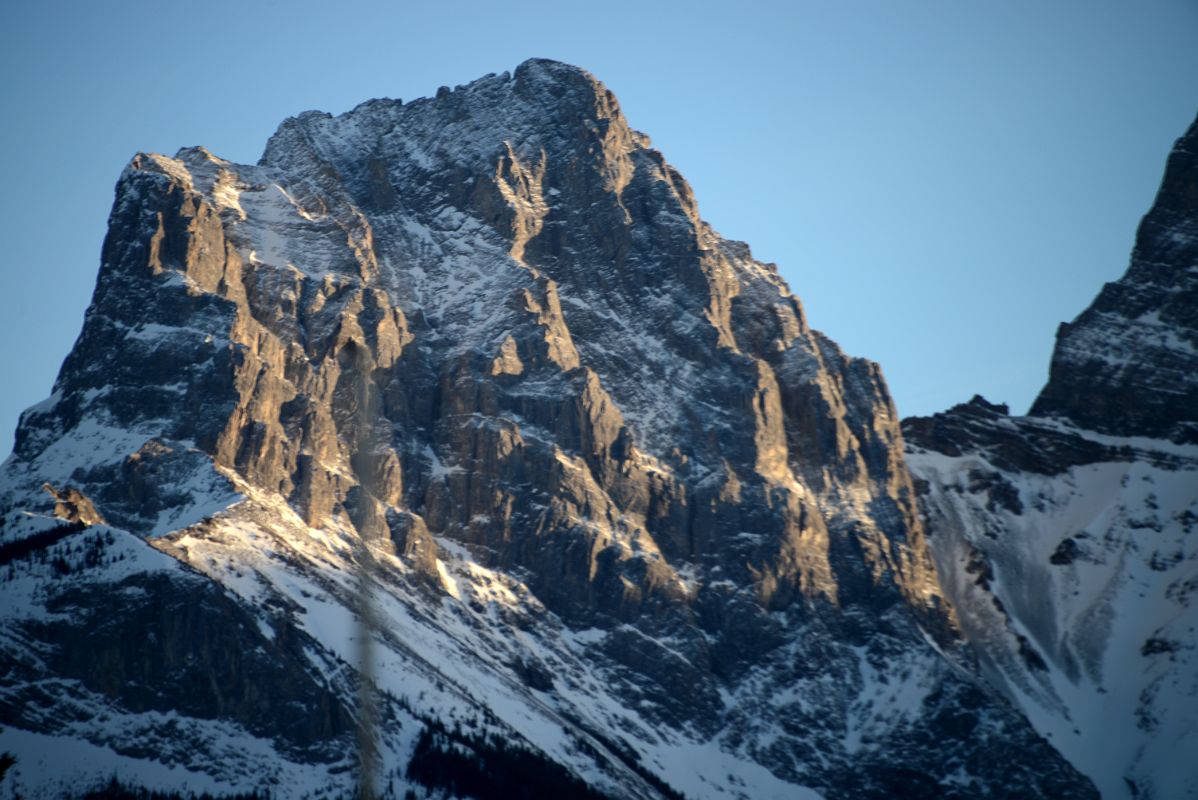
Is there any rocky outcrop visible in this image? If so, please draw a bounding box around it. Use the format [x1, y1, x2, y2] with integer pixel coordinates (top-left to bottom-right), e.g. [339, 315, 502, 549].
[0, 60, 1094, 799]
[1031, 112, 1198, 443]
[11, 570, 352, 759]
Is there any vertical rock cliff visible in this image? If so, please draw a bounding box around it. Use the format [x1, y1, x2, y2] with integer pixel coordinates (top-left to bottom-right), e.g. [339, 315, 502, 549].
[1, 60, 1092, 799]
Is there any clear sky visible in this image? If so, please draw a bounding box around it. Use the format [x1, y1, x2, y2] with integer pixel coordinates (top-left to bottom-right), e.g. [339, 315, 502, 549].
[1, 0, 1195, 459]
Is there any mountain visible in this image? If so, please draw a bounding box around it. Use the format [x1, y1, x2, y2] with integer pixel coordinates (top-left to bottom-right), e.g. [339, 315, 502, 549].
[1029, 113, 1198, 445]
[0, 59, 1102, 799]
[904, 113, 1198, 799]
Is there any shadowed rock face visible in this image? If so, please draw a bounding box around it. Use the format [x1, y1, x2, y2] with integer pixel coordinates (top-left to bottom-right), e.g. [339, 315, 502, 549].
[1031, 112, 1198, 443]
[9, 570, 352, 759]
[0, 60, 1095, 799]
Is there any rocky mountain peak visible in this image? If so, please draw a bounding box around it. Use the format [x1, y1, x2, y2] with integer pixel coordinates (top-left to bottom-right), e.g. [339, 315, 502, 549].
[0, 60, 1099, 799]
[12, 55, 927, 617]
[1030, 112, 1198, 443]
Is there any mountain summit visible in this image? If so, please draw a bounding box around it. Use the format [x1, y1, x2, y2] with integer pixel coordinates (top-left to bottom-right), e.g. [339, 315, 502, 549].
[0, 60, 1131, 798]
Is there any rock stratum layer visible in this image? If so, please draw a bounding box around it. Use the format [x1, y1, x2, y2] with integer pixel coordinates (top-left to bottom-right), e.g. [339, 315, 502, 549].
[0, 60, 1108, 799]
[906, 113, 1198, 800]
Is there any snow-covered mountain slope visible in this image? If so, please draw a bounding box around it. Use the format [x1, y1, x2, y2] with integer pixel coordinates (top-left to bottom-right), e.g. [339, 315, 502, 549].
[905, 112, 1198, 800]
[1, 59, 1093, 799]
[906, 405, 1198, 799]
[1, 474, 819, 800]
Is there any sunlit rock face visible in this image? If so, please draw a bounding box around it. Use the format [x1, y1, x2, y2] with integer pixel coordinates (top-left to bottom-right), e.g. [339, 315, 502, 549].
[905, 114, 1198, 800]
[0, 60, 1093, 799]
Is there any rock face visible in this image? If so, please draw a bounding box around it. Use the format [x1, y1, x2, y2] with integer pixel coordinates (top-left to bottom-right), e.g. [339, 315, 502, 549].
[1030, 113, 1198, 443]
[1, 60, 1093, 799]
[905, 114, 1198, 799]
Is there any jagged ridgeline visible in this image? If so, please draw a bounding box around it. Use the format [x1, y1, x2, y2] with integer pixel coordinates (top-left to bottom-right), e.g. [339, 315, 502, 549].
[1, 60, 1094, 798]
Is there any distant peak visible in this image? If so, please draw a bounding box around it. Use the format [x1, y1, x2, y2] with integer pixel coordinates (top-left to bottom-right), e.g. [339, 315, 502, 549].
[963, 394, 1010, 416]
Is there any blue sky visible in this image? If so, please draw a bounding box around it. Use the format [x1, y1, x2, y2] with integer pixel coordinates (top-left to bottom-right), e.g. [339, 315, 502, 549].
[1, 0, 1195, 458]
